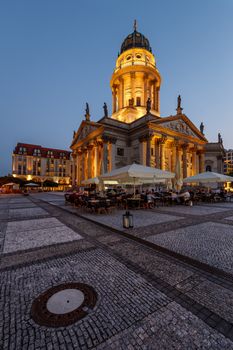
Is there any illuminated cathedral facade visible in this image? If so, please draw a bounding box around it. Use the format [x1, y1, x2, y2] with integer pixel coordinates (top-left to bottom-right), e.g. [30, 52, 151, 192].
[71, 24, 207, 185]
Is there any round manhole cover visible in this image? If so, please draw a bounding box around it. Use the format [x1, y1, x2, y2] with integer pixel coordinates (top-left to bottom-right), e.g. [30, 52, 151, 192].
[31, 283, 97, 327]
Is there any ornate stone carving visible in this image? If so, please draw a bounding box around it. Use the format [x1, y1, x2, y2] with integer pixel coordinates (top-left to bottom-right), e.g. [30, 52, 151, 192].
[77, 124, 98, 142]
[161, 120, 196, 137]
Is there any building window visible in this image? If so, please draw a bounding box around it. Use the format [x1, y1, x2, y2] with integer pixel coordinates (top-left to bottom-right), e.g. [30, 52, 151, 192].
[136, 97, 141, 106]
[151, 148, 154, 156]
[206, 165, 212, 172]
[117, 148, 124, 156]
[18, 165, 22, 174]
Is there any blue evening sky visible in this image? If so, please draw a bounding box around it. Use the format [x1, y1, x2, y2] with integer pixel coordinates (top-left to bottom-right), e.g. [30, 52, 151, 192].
[1, 0, 233, 175]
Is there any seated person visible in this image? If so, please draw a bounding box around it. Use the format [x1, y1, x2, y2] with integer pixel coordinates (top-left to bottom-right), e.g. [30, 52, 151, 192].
[146, 191, 156, 208]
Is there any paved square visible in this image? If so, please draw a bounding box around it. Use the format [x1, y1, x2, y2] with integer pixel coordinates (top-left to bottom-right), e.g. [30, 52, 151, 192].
[156, 205, 227, 215]
[8, 207, 49, 219]
[82, 209, 183, 230]
[1, 193, 233, 349]
[4, 220, 83, 253]
[6, 217, 64, 232]
[147, 222, 233, 274]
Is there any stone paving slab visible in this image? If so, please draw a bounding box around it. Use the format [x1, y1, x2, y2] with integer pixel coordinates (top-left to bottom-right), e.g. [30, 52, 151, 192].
[177, 275, 233, 324]
[6, 217, 64, 233]
[0, 249, 171, 350]
[110, 241, 194, 286]
[202, 202, 233, 209]
[8, 207, 49, 219]
[3, 225, 83, 253]
[6, 203, 37, 209]
[0, 209, 8, 220]
[147, 222, 233, 274]
[97, 302, 233, 350]
[9, 197, 32, 203]
[82, 209, 183, 230]
[156, 205, 227, 216]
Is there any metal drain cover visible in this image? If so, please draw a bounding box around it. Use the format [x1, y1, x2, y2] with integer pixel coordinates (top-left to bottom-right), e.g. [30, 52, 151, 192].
[31, 282, 97, 327]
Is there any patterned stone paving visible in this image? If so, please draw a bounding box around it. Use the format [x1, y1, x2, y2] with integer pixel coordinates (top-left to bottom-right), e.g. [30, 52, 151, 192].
[1, 192, 233, 349]
[8, 207, 49, 219]
[146, 222, 233, 274]
[3, 222, 83, 253]
[83, 209, 183, 230]
[152, 204, 228, 216]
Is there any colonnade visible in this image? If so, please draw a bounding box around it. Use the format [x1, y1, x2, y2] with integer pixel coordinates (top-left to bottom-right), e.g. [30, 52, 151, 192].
[73, 136, 116, 185]
[139, 134, 205, 179]
[112, 72, 160, 113]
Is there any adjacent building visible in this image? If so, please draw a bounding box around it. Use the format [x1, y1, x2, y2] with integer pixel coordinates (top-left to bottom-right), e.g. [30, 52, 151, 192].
[204, 141, 225, 174]
[71, 24, 207, 185]
[12, 143, 72, 186]
[224, 150, 233, 175]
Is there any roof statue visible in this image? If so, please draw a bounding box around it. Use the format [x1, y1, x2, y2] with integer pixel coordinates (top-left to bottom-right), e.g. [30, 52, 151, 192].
[85, 102, 90, 121]
[218, 132, 223, 144]
[146, 97, 151, 113]
[103, 102, 108, 117]
[73, 130, 76, 139]
[200, 122, 204, 134]
[176, 95, 183, 114]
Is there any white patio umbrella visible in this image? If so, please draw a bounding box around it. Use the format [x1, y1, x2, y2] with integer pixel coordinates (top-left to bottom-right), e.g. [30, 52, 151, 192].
[82, 177, 118, 185]
[101, 164, 175, 196]
[183, 171, 233, 183]
[101, 164, 175, 180]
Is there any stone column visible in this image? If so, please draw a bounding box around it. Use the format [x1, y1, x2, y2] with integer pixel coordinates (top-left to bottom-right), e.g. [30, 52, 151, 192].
[112, 87, 117, 113]
[182, 144, 188, 179]
[191, 146, 197, 175]
[84, 148, 88, 180]
[199, 151, 205, 173]
[93, 142, 98, 177]
[118, 80, 122, 109]
[156, 86, 160, 113]
[143, 73, 148, 106]
[103, 142, 108, 173]
[77, 150, 82, 185]
[139, 136, 147, 165]
[71, 153, 76, 186]
[97, 141, 103, 175]
[131, 72, 135, 102]
[152, 82, 156, 110]
[146, 136, 152, 167]
[154, 138, 160, 168]
[81, 150, 85, 182]
[171, 140, 179, 173]
[108, 137, 117, 171]
[159, 136, 167, 170]
[87, 144, 93, 179]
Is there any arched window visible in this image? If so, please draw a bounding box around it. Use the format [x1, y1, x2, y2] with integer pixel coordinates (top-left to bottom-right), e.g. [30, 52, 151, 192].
[206, 165, 212, 172]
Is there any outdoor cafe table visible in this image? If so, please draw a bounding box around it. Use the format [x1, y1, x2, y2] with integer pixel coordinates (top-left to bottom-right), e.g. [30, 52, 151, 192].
[87, 199, 111, 213]
[126, 198, 143, 209]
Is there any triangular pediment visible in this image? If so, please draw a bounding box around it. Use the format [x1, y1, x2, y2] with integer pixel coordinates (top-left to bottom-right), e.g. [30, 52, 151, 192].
[71, 120, 102, 147]
[152, 114, 207, 141]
